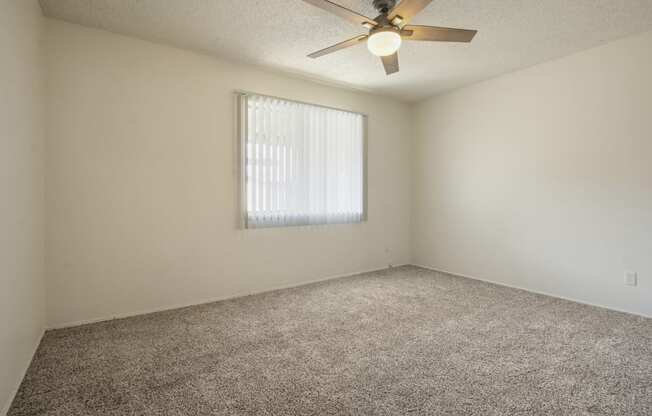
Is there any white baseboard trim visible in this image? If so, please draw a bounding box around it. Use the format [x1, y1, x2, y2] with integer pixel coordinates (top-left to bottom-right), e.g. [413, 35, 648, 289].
[2, 328, 45, 416]
[47, 264, 409, 330]
[412, 263, 652, 320]
[45, 261, 650, 331]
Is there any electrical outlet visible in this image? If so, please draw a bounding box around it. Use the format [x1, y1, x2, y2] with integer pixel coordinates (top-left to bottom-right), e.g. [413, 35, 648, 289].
[624, 271, 638, 287]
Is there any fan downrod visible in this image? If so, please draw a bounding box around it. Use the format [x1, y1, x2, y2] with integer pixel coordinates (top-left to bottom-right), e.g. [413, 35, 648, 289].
[372, 0, 396, 14]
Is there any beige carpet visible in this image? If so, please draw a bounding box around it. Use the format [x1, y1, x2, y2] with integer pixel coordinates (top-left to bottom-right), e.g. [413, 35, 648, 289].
[9, 266, 652, 415]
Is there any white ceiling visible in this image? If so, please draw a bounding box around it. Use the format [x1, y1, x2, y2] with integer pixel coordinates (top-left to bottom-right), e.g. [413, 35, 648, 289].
[39, 0, 652, 102]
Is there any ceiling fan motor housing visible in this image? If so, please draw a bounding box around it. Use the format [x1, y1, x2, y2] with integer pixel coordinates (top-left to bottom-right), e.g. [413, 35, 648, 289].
[372, 0, 396, 14]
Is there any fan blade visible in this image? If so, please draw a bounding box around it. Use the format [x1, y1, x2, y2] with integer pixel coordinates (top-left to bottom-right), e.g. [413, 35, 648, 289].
[381, 53, 399, 75]
[401, 25, 477, 42]
[302, 0, 377, 28]
[308, 35, 368, 58]
[388, 0, 433, 24]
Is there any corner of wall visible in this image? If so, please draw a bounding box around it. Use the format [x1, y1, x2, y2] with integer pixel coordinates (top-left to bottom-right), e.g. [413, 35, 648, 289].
[0, 0, 48, 413]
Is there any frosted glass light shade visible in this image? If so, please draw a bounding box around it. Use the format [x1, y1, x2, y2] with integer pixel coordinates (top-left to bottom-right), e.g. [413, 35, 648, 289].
[367, 30, 402, 57]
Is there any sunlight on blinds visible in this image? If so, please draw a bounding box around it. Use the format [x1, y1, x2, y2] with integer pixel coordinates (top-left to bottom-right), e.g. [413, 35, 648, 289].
[242, 94, 364, 228]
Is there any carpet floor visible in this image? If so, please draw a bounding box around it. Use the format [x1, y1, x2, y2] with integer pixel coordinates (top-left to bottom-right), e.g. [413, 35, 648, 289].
[9, 266, 652, 415]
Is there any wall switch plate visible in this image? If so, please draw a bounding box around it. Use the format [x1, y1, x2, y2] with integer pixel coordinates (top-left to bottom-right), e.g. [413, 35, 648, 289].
[624, 271, 638, 287]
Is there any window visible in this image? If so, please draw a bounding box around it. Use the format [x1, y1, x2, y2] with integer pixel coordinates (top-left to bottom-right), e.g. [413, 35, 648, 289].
[239, 93, 366, 228]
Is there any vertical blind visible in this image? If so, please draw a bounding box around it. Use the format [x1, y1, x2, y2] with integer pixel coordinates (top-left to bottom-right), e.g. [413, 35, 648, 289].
[242, 93, 365, 228]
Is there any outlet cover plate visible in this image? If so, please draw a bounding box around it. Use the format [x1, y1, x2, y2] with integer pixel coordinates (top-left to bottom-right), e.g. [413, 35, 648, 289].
[624, 271, 638, 287]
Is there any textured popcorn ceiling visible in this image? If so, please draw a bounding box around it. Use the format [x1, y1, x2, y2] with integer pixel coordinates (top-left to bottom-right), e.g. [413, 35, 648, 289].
[39, 0, 652, 102]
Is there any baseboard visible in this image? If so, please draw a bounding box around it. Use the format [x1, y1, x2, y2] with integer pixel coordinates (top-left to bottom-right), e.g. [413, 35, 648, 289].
[2, 328, 45, 416]
[412, 263, 652, 320]
[47, 263, 409, 330]
[44, 262, 652, 330]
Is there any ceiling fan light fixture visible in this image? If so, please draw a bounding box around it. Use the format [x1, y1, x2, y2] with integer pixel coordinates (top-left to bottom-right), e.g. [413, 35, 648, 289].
[367, 28, 402, 56]
[303, 0, 477, 75]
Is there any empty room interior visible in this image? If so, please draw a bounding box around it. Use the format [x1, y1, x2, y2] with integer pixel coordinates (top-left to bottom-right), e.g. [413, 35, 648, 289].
[2, 0, 652, 414]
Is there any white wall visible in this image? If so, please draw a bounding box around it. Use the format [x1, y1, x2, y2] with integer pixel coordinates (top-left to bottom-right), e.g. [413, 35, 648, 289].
[44, 20, 413, 328]
[0, 1, 46, 414]
[413, 31, 652, 317]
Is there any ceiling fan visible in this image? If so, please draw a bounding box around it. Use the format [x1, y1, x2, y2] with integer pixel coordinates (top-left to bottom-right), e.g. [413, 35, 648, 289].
[303, 0, 477, 75]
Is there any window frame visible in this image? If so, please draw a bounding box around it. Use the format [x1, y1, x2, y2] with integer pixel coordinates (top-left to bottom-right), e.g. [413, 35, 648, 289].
[236, 91, 368, 229]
